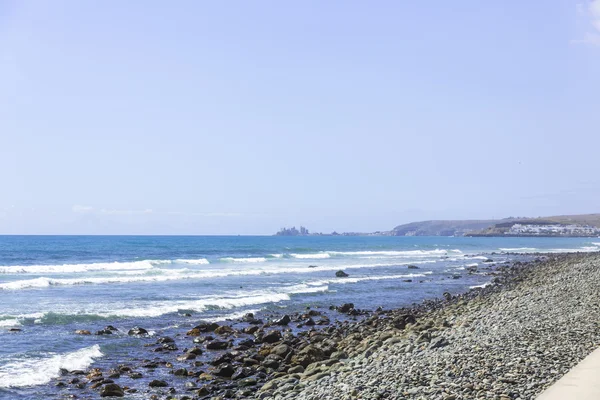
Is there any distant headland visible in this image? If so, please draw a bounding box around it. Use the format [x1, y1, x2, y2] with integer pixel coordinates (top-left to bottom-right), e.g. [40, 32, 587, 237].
[276, 213, 600, 238]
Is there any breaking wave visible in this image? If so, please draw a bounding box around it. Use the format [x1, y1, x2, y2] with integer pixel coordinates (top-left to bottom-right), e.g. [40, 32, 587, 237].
[0, 345, 103, 388]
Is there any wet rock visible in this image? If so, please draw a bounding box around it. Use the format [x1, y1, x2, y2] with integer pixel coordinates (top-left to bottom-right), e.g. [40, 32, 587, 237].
[335, 270, 349, 277]
[213, 363, 235, 378]
[177, 353, 196, 361]
[308, 265, 318, 268]
[128, 326, 148, 336]
[129, 372, 143, 379]
[96, 329, 113, 335]
[273, 315, 291, 326]
[75, 330, 91, 335]
[100, 383, 124, 397]
[173, 368, 188, 376]
[214, 325, 234, 335]
[407, 265, 420, 269]
[187, 346, 204, 355]
[187, 321, 219, 336]
[337, 303, 355, 314]
[148, 379, 168, 387]
[157, 336, 175, 344]
[206, 340, 229, 350]
[261, 330, 282, 344]
[231, 367, 254, 380]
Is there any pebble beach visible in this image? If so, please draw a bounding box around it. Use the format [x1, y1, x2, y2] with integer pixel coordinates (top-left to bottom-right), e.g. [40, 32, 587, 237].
[23, 251, 599, 400]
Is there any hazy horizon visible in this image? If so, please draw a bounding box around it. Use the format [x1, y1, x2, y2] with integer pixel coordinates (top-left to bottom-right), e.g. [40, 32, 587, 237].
[2, 1, 600, 235]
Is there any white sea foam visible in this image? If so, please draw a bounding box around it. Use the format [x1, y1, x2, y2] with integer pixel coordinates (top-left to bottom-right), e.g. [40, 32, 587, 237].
[0, 319, 21, 328]
[97, 285, 329, 318]
[0, 259, 441, 291]
[0, 260, 156, 274]
[290, 253, 331, 259]
[327, 249, 461, 257]
[206, 309, 261, 323]
[470, 282, 492, 289]
[175, 258, 210, 265]
[220, 257, 267, 263]
[270, 254, 284, 258]
[307, 273, 429, 286]
[0, 345, 103, 388]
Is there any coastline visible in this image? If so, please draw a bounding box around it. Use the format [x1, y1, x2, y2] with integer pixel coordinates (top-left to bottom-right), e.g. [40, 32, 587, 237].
[7, 251, 600, 399]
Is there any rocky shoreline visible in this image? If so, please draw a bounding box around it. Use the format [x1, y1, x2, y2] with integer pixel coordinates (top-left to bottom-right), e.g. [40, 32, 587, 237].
[45, 252, 600, 399]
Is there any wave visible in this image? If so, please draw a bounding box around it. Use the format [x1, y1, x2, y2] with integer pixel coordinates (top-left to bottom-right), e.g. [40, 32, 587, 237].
[0, 345, 103, 388]
[0, 260, 441, 291]
[290, 253, 331, 259]
[109, 284, 329, 318]
[0, 318, 21, 328]
[220, 257, 267, 263]
[0, 260, 156, 275]
[9, 285, 330, 321]
[470, 281, 492, 289]
[175, 258, 210, 265]
[308, 273, 429, 286]
[327, 249, 462, 257]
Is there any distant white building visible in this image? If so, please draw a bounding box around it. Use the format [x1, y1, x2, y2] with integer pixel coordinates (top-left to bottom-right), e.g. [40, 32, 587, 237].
[506, 224, 600, 236]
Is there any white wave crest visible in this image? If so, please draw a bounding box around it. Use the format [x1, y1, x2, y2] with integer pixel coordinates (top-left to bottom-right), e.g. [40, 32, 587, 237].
[0, 318, 21, 328]
[0, 345, 103, 388]
[0, 260, 156, 275]
[175, 258, 210, 265]
[220, 257, 267, 263]
[0, 260, 442, 290]
[99, 285, 329, 318]
[308, 273, 428, 286]
[290, 253, 331, 259]
[327, 249, 461, 257]
[470, 281, 492, 289]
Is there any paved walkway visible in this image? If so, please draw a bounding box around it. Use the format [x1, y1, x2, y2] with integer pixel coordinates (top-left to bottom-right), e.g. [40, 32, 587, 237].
[537, 347, 600, 399]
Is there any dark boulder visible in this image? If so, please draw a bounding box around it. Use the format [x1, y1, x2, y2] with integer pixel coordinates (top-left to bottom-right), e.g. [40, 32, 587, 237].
[261, 330, 282, 344]
[128, 327, 148, 336]
[187, 321, 219, 336]
[337, 303, 355, 313]
[213, 364, 235, 378]
[148, 379, 168, 387]
[335, 270, 349, 277]
[206, 340, 229, 350]
[273, 315, 291, 326]
[100, 383, 124, 397]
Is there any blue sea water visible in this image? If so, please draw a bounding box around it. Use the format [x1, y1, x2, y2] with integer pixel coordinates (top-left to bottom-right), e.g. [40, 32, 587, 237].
[0, 235, 598, 398]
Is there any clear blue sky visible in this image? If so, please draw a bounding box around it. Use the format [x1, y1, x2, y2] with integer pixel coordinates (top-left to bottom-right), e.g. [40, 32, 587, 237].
[1, 1, 599, 234]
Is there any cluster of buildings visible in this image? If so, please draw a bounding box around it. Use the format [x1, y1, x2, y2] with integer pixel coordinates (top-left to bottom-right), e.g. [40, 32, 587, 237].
[506, 224, 600, 237]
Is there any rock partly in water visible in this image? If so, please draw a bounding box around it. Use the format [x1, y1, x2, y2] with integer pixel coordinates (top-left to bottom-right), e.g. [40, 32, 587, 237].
[100, 383, 124, 397]
[335, 270, 349, 277]
[127, 327, 148, 336]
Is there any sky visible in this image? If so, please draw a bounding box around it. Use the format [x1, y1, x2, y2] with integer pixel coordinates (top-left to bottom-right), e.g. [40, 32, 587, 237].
[1, 0, 599, 235]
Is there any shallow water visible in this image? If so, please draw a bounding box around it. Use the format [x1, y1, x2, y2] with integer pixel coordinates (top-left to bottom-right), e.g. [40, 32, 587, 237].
[0, 235, 597, 398]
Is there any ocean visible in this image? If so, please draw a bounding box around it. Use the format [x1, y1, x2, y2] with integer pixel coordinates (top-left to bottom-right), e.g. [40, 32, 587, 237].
[0, 235, 598, 398]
